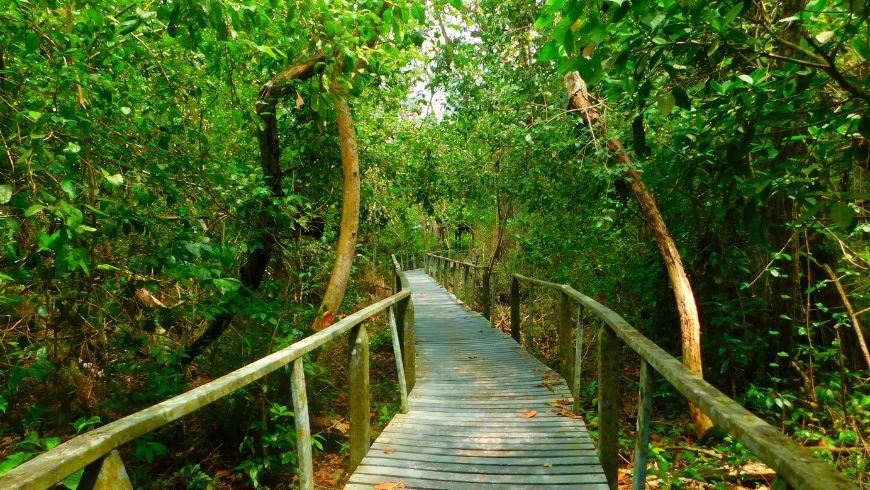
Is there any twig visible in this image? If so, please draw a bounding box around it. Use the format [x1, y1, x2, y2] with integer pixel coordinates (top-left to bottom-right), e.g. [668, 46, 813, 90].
[821, 264, 870, 372]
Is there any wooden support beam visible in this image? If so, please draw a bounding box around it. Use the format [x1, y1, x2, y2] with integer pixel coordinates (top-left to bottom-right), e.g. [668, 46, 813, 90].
[349, 323, 370, 472]
[79, 450, 132, 490]
[632, 360, 653, 490]
[573, 306, 584, 412]
[510, 277, 520, 342]
[482, 272, 492, 321]
[291, 358, 314, 490]
[558, 291, 574, 389]
[598, 325, 620, 489]
[389, 307, 409, 413]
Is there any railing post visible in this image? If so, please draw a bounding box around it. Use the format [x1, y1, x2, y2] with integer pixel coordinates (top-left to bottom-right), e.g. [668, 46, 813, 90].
[482, 271, 492, 321]
[291, 358, 314, 490]
[463, 265, 470, 305]
[396, 296, 416, 390]
[528, 285, 535, 346]
[558, 290, 574, 390]
[510, 276, 520, 342]
[388, 307, 409, 413]
[453, 262, 460, 296]
[348, 323, 370, 472]
[573, 306, 585, 412]
[632, 360, 653, 490]
[599, 324, 620, 489]
[79, 450, 132, 490]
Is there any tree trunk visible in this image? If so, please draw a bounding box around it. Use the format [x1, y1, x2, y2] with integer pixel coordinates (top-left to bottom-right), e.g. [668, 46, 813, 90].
[311, 97, 361, 331]
[566, 72, 713, 437]
[183, 55, 324, 362]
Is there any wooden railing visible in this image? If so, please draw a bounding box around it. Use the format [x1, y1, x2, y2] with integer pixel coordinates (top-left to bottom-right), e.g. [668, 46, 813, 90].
[428, 267, 854, 490]
[0, 256, 416, 490]
[425, 253, 492, 320]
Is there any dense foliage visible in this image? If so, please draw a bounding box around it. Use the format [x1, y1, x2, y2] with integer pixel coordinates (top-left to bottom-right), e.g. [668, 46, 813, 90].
[1, 0, 867, 487]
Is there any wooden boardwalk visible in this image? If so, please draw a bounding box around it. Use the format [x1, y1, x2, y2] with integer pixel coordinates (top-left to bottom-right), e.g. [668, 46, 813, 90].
[346, 270, 608, 489]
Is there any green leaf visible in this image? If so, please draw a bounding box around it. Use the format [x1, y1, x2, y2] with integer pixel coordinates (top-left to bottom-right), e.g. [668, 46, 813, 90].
[854, 38, 869, 61]
[412, 2, 425, 23]
[829, 202, 854, 230]
[63, 142, 81, 154]
[0, 185, 11, 204]
[738, 74, 754, 85]
[657, 92, 675, 115]
[60, 180, 77, 199]
[448, 0, 462, 9]
[723, 2, 743, 23]
[104, 173, 124, 186]
[24, 205, 45, 217]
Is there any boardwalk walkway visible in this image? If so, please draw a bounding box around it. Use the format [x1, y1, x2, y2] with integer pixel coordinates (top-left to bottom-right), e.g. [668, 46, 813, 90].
[346, 270, 608, 489]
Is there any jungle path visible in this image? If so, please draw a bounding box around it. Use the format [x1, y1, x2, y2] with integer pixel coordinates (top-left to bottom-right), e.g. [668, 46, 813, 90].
[345, 270, 608, 489]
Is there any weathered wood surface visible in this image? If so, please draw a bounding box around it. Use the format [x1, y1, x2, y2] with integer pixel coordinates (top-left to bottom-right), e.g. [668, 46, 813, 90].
[346, 270, 608, 489]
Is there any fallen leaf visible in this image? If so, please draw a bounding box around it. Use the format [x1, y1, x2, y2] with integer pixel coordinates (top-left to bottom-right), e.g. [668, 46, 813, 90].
[331, 418, 349, 435]
[543, 462, 553, 467]
[546, 399, 571, 408]
[383, 447, 397, 454]
[374, 482, 406, 490]
[523, 410, 538, 419]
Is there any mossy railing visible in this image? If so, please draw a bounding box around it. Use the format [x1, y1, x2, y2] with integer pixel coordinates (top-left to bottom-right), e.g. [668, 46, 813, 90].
[0, 257, 415, 490]
[426, 260, 854, 490]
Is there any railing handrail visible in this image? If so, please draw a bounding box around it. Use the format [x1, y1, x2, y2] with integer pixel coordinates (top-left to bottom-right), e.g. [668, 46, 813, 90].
[508, 272, 854, 490]
[427, 253, 484, 269]
[2, 263, 414, 490]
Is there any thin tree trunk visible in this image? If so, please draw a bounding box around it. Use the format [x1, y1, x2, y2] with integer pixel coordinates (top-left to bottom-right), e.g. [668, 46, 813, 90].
[311, 97, 361, 331]
[566, 72, 713, 437]
[183, 55, 324, 362]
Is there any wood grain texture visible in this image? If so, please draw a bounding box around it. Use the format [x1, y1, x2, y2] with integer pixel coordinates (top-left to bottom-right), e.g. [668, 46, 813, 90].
[346, 271, 607, 489]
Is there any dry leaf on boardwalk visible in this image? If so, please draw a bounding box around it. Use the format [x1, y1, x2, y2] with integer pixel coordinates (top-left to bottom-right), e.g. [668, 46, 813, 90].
[374, 482, 406, 490]
[546, 399, 571, 408]
[523, 410, 538, 418]
[382, 447, 397, 454]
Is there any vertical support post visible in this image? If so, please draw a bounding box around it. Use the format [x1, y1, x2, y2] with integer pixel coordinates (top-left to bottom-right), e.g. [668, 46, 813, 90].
[396, 296, 416, 390]
[558, 291, 574, 389]
[388, 307, 409, 413]
[291, 358, 314, 490]
[79, 450, 133, 490]
[482, 271, 492, 321]
[632, 360, 653, 490]
[528, 285, 535, 347]
[463, 265, 470, 305]
[599, 324, 620, 489]
[348, 323, 370, 472]
[412, 254, 417, 269]
[453, 262, 462, 299]
[573, 306, 584, 412]
[510, 276, 521, 343]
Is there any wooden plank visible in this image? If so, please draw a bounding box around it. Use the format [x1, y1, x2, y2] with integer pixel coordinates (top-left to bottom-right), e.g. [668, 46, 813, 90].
[632, 359, 653, 490]
[290, 358, 313, 490]
[351, 466, 609, 485]
[349, 323, 371, 472]
[511, 277, 521, 342]
[79, 450, 132, 490]
[558, 291, 574, 389]
[388, 307, 409, 413]
[598, 323, 620, 489]
[357, 457, 603, 474]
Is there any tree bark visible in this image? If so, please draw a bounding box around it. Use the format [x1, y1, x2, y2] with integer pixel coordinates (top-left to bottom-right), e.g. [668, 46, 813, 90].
[183, 55, 324, 362]
[311, 97, 361, 331]
[565, 72, 713, 437]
